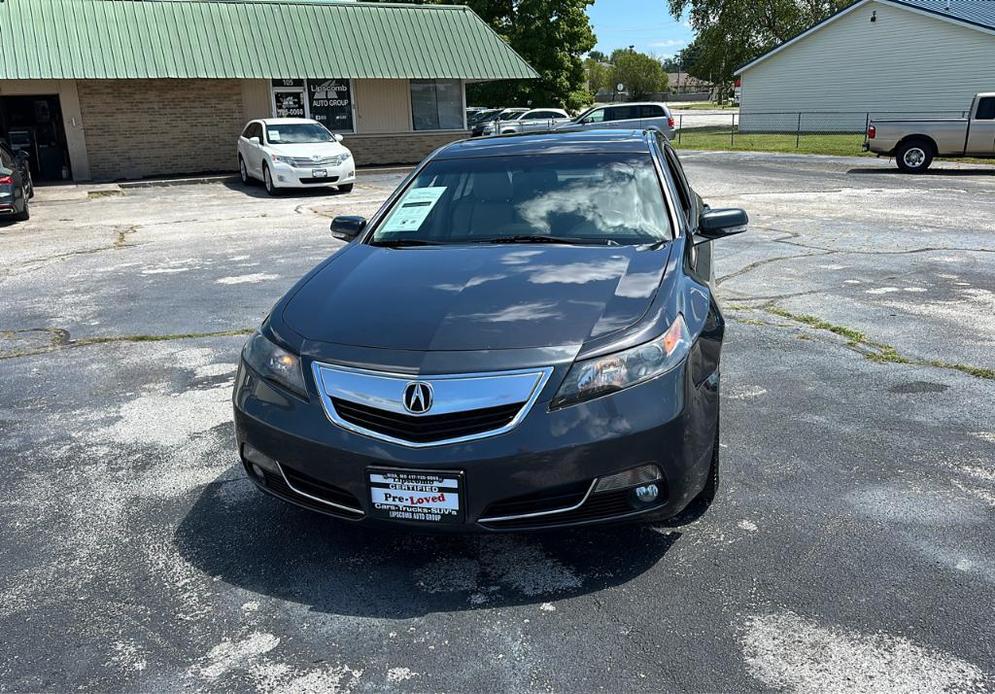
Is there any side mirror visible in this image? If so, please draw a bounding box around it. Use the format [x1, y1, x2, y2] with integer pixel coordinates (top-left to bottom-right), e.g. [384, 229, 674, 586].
[330, 215, 366, 241]
[696, 208, 748, 244]
[249, 136, 260, 145]
[333, 133, 344, 143]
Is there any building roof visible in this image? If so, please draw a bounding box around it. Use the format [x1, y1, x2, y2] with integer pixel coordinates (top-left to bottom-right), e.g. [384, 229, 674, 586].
[736, 0, 995, 74]
[0, 0, 538, 81]
[435, 129, 653, 160]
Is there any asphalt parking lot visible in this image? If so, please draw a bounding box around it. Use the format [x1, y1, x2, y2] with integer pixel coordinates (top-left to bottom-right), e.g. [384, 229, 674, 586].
[1, 152, 993, 693]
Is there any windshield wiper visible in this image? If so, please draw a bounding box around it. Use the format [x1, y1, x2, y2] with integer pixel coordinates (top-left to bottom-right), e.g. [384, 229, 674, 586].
[476, 235, 611, 246]
[369, 238, 442, 248]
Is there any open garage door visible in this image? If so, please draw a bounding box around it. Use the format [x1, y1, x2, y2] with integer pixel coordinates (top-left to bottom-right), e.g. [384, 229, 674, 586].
[0, 95, 72, 182]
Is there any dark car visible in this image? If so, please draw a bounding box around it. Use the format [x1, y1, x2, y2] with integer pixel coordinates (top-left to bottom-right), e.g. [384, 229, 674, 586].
[0, 143, 31, 223]
[233, 129, 748, 531]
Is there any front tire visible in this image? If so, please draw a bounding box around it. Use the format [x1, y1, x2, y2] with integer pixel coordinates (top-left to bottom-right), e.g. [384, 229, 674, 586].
[239, 156, 251, 185]
[13, 198, 29, 222]
[896, 139, 933, 173]
[338, 183, 354, 193]
[263, 164, 278, 196]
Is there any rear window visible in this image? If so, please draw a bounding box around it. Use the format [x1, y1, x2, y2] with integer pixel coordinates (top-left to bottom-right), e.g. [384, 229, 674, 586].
[370, 153, 672, 245]
[976, 97, 995, 120]
[606, 106, 638, 121]
[639, 104, 665, 118]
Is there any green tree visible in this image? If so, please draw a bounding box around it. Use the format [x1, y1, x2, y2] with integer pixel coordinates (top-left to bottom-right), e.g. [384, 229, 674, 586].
[584, 57, 612, 99]
[465, 0, 597, 110]
[609, 49, 669, 101]
[588, 50, 609, 63]
[667, 0, 850, 98]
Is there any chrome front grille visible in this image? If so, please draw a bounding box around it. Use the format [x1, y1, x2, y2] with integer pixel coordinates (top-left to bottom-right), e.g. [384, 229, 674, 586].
[312, 363, 553, 447]
[290, 155, 347, 167]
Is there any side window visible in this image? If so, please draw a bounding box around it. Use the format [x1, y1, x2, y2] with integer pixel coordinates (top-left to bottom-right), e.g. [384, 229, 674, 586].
[640, 105, 665, 118]
[241, 124, 254, 138]
[583, 108, 605, 124]
[976, 97, 995, 120]
[606, 106, 637, 121]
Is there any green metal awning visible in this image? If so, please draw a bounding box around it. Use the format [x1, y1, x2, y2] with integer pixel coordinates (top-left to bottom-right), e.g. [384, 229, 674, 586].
[0, 0, 538, 81]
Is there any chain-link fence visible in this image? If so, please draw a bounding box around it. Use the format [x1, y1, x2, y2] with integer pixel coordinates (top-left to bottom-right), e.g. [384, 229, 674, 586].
[673, 110, 970, 152]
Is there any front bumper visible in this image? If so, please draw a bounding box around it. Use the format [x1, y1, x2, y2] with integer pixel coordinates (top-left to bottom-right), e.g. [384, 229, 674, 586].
[270, 161, 355, 188]
[233, 357, 718, 532]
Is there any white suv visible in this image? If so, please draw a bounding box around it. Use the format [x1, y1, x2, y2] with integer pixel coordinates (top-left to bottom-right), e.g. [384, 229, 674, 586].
[237, 118, 355, 195]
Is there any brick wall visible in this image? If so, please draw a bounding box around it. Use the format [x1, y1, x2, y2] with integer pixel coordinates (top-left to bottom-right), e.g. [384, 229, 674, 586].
[77, 79, 244, 180]
[344, 131, 469, 166]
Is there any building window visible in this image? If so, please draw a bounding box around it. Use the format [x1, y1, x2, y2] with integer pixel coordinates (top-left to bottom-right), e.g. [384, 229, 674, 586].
[270, 79, 354, 133]
[308, 79, 354, 132]
[410, 80, 463, 131]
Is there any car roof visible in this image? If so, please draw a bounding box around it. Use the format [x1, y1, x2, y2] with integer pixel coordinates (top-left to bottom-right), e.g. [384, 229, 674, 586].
[593, 102, 669, 108]
[258, 118, 319, 125]
[435, 129, 653, 159]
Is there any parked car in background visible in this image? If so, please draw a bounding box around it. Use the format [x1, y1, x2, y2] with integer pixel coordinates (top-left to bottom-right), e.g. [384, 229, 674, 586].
[470, 108, 529, 136]
[0, 143, 31, 222]
[479, 108, 570, 135]
[237, 118, 355, 196]
[558, 102, 676, 140]
[233, 128, 749, 531]
[864, 92, 995, 172]
[467, 108, 500, 128]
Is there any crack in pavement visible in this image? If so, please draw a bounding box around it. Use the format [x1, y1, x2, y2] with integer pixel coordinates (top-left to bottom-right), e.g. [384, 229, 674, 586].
[716, 250, 836, 286]
[2, 225, 145, 278]
[0, 327, 253, 360]
[727, 305, 995, 380]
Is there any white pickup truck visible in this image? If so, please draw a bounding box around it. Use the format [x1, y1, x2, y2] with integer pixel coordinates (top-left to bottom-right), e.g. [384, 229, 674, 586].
[864, 93, 995, 172]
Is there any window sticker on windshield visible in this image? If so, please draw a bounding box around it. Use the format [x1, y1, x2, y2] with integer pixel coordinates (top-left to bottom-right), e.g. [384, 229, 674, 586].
[268, 130, 281, 142]
[380, 186, 447, 233]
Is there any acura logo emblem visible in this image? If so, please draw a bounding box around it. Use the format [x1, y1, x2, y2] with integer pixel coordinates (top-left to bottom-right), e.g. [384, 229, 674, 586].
[403, 382, 433, 414]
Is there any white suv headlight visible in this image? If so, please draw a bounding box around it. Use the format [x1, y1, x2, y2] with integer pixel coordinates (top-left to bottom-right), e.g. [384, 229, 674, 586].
[551, 315, 691, 408]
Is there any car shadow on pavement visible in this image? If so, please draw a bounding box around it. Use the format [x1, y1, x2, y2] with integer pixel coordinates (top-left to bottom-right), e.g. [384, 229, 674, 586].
[223, 179, 355, 199]
[174, 471, 680, 617]
[847, 166, 995, 176]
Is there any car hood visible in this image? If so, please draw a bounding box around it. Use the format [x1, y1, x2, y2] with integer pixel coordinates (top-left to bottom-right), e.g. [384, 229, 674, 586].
[266, 141, 349, 157]
[282, 243, 671, 351]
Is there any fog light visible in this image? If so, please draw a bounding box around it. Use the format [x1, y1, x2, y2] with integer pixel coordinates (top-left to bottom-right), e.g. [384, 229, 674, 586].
[634, 484, 659, 504]
[594, 464, 661, 493]
[242, 443, 279, 473]
[251, 463, 266, 481]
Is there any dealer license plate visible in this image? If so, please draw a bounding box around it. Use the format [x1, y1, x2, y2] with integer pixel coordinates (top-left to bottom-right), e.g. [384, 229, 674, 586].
[311, 168, 328, 178]
[368, 469, 463, 524]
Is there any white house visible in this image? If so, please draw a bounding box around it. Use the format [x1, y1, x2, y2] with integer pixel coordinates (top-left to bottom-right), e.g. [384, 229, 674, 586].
[735, 0, 995, 132]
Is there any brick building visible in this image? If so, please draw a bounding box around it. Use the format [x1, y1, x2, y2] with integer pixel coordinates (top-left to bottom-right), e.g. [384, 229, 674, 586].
[0, 0, 536, 182]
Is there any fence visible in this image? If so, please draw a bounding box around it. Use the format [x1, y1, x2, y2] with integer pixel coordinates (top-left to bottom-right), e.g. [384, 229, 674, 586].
[672, 110, 971, 151]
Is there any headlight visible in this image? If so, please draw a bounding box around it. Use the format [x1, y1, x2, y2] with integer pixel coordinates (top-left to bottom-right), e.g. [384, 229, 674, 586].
[551, 315, 691, 408]
[242, 331, 308, 398]
[270, 154, 294, 165]
[332, 153, 350, 165]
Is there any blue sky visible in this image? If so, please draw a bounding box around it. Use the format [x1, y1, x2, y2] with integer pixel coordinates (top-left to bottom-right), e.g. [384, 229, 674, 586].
[587, 0, 693, 59]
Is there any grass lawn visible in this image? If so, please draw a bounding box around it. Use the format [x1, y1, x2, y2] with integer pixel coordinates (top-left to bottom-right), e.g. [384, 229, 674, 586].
[674, 128, 872, 157]
[673, 102, 738, 110]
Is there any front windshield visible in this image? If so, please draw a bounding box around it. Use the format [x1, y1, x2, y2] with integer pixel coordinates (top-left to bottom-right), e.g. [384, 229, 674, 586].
[469, 110, 499, 125]
[370, 154, 672, 246]
[266, 123, 334, 144]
